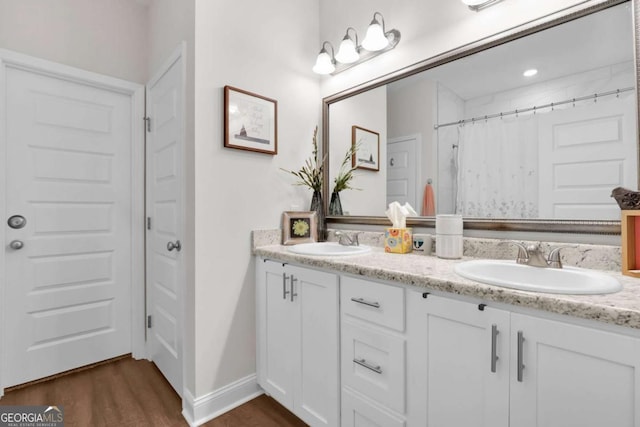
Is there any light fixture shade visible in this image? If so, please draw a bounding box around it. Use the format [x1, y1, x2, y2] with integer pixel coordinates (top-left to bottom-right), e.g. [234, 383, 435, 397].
[313, 50, 335, 74]
[461, 0, 489, 5]
[336, 37, 359, 63]
[362, 21, 388, 51]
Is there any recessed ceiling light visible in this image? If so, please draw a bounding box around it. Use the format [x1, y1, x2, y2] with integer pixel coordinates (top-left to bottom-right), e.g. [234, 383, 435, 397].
[523, 69, 538, 77]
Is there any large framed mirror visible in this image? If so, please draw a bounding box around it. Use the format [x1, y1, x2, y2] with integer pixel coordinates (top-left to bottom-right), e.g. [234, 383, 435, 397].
[323, 0, 639, 234]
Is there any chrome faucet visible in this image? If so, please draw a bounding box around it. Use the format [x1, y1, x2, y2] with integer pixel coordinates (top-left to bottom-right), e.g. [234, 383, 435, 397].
[507, 242, 570, 269]
[335, 231, 361, 247]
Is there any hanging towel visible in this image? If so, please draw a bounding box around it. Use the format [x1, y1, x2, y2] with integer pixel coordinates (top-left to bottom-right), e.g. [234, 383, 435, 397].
[422, 182, 436, 216]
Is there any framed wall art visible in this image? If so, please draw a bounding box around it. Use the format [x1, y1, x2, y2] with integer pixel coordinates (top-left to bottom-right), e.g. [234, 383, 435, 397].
[224, 85, 278, 155]
[282, 211, 318, 245]
[351, 125, 380, 171]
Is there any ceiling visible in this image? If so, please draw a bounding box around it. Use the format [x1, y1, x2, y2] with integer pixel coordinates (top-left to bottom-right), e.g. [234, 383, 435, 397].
[390, 2, 634, 100]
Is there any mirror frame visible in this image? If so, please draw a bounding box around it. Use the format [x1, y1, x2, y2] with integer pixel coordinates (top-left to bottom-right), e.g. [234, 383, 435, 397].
[322, 0, 639, 235]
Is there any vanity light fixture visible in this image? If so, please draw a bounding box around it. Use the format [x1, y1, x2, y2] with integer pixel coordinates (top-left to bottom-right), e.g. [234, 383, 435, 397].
[312, 41, 336, 75]
[335, 27, 360, 64]
[462, 0, 503, 12]
[313, 12, 401, 75]
[523, 68, 538, 77]
[362, 13, 389, 51]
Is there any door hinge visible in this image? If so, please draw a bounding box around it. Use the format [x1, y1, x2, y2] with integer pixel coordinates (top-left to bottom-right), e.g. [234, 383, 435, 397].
[147, 217, 152, 230]
[147, 315, 152, 329]
[144, 116, 151, 132]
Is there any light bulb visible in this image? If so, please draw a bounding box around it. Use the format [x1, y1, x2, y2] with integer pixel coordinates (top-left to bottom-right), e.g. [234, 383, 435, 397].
[312, 50, 335, 74]
[362, 21, 388, 51]
[336, 37, 359, 64]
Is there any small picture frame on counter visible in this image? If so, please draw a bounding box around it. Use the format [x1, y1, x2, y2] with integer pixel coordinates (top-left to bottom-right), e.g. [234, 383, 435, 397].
[282, 211, 318, 245]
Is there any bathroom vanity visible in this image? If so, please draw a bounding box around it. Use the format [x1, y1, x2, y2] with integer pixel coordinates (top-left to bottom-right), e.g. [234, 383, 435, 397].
[255, 240, 640, 427]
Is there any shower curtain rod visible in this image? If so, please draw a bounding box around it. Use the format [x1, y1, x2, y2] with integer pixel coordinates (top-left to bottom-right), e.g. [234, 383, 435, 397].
[433, 86, 634, 130]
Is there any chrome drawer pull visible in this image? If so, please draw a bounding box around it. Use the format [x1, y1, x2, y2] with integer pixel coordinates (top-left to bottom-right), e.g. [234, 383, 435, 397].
[517, 331, 525, 382]
[353, 358, 382, 374]
[350, 297, 380, 308]
[491, 324, 499, 373]
[282, 273, 290, 300]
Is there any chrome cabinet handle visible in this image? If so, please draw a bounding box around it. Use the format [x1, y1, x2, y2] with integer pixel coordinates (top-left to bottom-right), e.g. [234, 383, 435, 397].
[290, 276, 298, 302]
[517, 331, 525, 382]
[491, 324, 499, 373]
[167, 240, 181, 252]
[353, 358, 382, 374]
[350, 297, 380, 308]
[9, 240, 24, 250]
[282, 273, 290, 299]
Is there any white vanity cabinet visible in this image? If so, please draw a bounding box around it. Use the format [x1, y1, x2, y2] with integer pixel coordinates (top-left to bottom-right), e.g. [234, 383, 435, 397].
[340, 276, 408, 427]
[407, 290, 640, 427]
[256, 259, 340, 427]
[406, 292, 510, 427]
[510, 313, 640, 427]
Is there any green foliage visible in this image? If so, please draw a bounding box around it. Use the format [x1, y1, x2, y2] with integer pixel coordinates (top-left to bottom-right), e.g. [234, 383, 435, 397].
[332, 142, 360, 194]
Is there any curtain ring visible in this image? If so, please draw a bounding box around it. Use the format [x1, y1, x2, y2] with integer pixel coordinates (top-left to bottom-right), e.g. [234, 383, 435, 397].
[515, 109, 518, 118]
[572, 98, 576, 107]
[533, 106, 536, 115]
[616, 89, 620, 98]
[551, 102, 554, 111]
[594, 94, 598, 103]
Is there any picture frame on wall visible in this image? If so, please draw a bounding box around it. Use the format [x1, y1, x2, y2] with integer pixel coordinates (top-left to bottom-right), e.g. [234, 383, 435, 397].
[282, 211, 318, 245]
[224, 85, 278, 155]
[351, 125, 380, 171]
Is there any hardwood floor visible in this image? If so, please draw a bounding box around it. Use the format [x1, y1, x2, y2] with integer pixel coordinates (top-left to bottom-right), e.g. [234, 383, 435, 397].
[0, 357, 307, 427]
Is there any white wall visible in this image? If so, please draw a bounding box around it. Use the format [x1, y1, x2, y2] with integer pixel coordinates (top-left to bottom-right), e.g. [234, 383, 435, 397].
[0, 0, 149, 83]
[330, 87, 387, 215]
[193, 0, 320, 395]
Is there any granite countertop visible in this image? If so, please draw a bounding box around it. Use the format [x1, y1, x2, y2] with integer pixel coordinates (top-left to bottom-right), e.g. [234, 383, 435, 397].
[254, 244, 640, 331]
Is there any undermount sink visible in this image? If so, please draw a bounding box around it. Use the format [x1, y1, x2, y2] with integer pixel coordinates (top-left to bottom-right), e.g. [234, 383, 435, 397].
[454, 259, 622, 295]
[287, 242, 371, 257]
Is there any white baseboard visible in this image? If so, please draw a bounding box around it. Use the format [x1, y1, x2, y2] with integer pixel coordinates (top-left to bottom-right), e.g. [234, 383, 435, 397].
[181, 374, 263, 427]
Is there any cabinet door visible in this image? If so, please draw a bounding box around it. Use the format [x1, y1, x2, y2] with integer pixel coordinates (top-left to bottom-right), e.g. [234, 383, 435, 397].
[288, 265, 340, 427]
[407, 292, 510, 427]
[256, 260, 298, 410]
[510, 313, 640, 427]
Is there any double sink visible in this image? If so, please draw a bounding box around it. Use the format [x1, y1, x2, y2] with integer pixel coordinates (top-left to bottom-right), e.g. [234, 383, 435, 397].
[286, 242, 622, 295]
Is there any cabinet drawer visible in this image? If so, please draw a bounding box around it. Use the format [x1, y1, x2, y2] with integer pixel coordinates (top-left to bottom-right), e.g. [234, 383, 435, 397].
[341, 276, 405, 331]
[342, 388, 405, 427]
[342, 321, 406, 413]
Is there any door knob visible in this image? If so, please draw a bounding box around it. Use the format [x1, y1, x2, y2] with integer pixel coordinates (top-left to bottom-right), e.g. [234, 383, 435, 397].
[167, 240, 182, 252]
[7, 215, 26, 229]
[9, 240, 24, 250]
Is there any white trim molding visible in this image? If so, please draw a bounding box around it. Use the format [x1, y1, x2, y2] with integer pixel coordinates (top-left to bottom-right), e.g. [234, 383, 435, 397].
[181, 374, 263, 427]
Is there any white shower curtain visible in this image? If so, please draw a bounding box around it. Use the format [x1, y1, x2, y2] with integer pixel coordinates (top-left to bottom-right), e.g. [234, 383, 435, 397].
[456, 115, 539, 218]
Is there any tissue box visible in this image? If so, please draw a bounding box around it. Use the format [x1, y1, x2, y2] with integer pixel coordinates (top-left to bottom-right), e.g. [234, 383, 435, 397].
[385, 228, 413, 254]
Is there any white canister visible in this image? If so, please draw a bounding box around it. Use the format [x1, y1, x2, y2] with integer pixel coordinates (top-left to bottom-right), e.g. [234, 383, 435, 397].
[436, 214, 463, 259]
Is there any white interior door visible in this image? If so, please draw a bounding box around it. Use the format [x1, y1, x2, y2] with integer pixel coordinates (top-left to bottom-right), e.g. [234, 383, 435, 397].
[3, 57, 139, 388]
[538, 96, 636, 219]
[387, 136, 419, 208]
[146, 46, 185, 396]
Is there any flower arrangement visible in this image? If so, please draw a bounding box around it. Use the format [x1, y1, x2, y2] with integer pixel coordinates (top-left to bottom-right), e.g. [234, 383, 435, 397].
[281, 126, 324, 192]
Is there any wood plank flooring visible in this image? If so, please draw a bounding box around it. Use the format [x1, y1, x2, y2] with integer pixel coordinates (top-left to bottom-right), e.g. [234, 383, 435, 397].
[0, 357, 307, 427]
